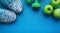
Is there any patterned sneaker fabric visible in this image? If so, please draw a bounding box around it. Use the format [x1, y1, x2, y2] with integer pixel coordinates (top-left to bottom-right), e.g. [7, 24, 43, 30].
[0, 0, 23, 13]
[0, 9, 16, 24]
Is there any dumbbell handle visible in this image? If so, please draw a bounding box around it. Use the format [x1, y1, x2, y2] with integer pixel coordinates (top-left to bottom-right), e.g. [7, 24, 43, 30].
[35, 0, 38, 3]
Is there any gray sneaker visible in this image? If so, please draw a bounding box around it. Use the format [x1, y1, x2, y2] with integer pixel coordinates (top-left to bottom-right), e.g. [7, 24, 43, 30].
[0, 9, 16, 24]
[0, 0, 23, 13]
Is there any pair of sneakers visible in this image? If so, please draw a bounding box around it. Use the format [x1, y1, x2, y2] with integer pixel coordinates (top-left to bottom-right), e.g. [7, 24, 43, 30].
[0, 0, 23, 24]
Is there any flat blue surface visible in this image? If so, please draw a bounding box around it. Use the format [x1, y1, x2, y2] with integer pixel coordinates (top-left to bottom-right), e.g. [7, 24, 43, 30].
[0, 0, 60, 33]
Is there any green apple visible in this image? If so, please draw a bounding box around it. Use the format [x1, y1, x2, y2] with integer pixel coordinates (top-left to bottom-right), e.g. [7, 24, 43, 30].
[53, 9, 60, 19]
[25, 0, 32, 4]
[50, 0, 60, 8]
[43, 5, 53, 15]
[32, 0, 41, 10]
[59, 1, 60, 5]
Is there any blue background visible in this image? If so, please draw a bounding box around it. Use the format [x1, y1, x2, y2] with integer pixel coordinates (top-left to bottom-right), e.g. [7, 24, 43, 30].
[0, 0, 60, 33]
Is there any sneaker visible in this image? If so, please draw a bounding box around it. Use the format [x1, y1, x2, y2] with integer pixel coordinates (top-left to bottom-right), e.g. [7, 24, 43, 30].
[0, 8, 16, 24]
[0, 0, 23, 13]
